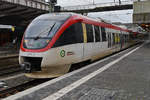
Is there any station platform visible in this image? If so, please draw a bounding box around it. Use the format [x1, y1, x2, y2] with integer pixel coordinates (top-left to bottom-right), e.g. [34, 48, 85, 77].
[4, 42, 150, 100]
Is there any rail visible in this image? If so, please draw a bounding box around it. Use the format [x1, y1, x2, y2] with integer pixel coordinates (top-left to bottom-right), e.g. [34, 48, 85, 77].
[0, 64, 21, 77]
[0, 55, 19, 76]
[0, 79, 50, 98]
[0, 55, 18, 60]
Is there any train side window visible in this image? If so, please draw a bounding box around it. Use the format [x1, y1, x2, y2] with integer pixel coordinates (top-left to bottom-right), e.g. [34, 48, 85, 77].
[112, 33, 115, 45]
[124, 35, 126, 43]
[99, 27, 102, 42]
[116, 34, 119, 44]
[127, 35, 129, 41]
[108, 32, 111, 48]
[53, 23, 83, 47]
[101, 27, 106, 41]
[123, 34, 125, 43]
[94, 26, 100, 42]
[124, 34, 126, 43]
[126, 35, 128, 42]
[119, 34, 121, 44]
[86, 24, 94, 42]
[75, 23, 83, 43]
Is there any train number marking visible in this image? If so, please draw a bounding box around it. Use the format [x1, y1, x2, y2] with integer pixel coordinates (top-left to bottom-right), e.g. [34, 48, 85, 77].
[67, 52, 74, 56]
[60, 50, 65, 57]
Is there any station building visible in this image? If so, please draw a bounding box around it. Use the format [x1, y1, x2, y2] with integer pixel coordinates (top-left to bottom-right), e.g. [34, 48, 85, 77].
[133, 0, 150, 32]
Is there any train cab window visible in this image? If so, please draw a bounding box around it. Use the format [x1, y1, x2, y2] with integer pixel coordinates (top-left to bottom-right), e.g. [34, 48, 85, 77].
[94, 26, 100, 42]
[86, 24, 94, 42]
[101, 27, 106, 41]
[53, 23, 83, 47]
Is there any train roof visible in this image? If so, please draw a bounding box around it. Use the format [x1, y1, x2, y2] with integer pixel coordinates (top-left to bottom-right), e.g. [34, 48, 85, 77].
[36, 13, 133, 33]
[71, 14, 131, 32]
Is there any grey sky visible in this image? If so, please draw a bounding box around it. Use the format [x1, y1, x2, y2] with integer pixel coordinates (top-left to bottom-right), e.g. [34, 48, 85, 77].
[57, 0, 130, 6]
[88, 10, 133, 23]
[53, 0, 133, 23]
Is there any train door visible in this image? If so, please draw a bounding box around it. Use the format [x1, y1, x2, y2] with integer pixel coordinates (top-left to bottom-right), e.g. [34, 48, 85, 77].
[99, 27, 108, 55]
[82, 23, 94, 60]
[93, 25, 101, 58]
[81, 23, 87, 60]
[101, 27, 107, 51]
[53, 23, 84, 63]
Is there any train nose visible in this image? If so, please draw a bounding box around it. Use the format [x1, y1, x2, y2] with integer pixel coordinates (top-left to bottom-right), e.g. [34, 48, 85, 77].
[20, 62, 32, 73]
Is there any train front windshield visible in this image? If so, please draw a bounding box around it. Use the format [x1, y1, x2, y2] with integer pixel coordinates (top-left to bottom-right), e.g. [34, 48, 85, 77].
[23, 14, 70, 49]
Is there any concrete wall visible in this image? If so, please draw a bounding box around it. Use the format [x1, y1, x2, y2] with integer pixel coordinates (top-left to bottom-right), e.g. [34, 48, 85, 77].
[133, 1, 150, 24]
[3, 0, 49, 11]
[134, 1, 150, 14]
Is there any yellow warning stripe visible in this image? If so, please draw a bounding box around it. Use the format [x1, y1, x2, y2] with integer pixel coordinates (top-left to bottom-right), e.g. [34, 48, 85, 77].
[82, 23, 87, 43]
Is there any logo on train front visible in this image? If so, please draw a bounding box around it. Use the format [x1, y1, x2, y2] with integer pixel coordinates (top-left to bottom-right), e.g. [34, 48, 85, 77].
[60, 50, 65, 57]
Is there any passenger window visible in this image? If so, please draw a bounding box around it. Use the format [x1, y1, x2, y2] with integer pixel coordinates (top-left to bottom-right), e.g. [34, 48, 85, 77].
[75, 23, 84, 43]
[101, 27, 106, 41]
[115, 34, 118, 44]
[86, 24, 94, 42]
[112, 33, 115, 45]
[94, 26, 100, 42]
[108, 32, 111, 48]
[53, 23, 83, 47]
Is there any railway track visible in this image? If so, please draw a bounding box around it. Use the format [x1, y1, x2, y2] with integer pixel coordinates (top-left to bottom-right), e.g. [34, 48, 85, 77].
[0, 79, 50, 98]
[0, 55, 18, 60]
[0, 55, 49, 99]
[0, 43, 142, 99]
[0, 55, 19, 66]
[0, 64, 21, 77]
[0, 55, 20, 77]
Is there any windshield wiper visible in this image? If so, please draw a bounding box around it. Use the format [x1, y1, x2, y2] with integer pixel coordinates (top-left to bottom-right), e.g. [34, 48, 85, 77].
[34, 23, 56, 40]
[34, 27, 50, 40]
[47, 22, 56, 36]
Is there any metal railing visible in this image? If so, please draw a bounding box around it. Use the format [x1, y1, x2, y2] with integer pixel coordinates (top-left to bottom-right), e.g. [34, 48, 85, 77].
[61, 0, 146, 11]
[1, 0, 49, 11]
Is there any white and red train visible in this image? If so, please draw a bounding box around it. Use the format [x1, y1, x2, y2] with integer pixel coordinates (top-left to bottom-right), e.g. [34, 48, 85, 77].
[19, 13, 139, 78]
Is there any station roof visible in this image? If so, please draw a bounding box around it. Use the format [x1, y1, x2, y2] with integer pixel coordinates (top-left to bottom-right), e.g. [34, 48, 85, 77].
[0, 0, 49, 26]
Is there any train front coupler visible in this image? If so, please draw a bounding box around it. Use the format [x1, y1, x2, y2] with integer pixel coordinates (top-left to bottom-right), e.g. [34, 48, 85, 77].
[20, 62, 32, 73]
